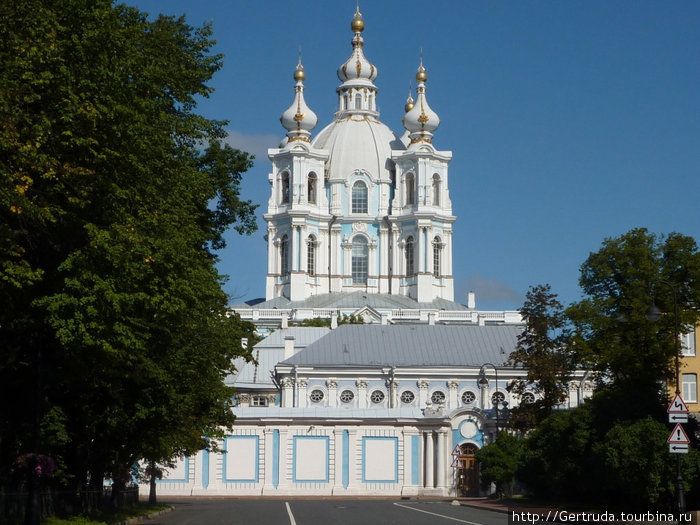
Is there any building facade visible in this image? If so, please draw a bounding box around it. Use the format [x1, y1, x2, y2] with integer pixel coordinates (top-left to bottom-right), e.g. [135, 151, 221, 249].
[150, 9, 590, 499]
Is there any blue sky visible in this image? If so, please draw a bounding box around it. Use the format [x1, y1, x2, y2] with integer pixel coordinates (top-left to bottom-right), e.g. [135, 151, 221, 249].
[128, 1, 699, 311]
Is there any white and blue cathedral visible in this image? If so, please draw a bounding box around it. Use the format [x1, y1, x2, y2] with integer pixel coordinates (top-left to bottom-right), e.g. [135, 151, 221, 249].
[150, 9, 592, 498]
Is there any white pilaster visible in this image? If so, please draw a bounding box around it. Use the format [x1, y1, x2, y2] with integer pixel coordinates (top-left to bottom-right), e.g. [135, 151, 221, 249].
[424, 431, 434, 489]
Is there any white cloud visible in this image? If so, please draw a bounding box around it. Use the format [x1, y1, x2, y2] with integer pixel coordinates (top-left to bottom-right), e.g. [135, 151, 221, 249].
[223, 129, 281, 159]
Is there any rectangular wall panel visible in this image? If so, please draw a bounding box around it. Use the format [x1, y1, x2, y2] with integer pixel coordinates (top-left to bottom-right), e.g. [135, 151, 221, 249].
[224, 436, 259, 482]
[293, 436, 329, 483]
[362, 437, 398, 483]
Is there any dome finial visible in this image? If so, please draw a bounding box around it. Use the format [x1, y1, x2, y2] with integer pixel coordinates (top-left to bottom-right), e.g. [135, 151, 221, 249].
[351, 3, 364, 33]
[416, 50, 427, 83]
[404, 82, 414, 112]
[294, 47, 305, 82]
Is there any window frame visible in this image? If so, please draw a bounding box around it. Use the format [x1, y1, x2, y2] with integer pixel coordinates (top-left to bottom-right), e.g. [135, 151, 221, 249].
[405, 236, 415, 277]
[280, 172, 290, 204]
[351, 180, 368, 214]
[307, 172, 317, 204]
[405, 173, 415, 206]
[307, 235, 316, 276]
[682, 373, 697, 403]
[280, 234, 289, 276]
[351, 236, 368, 284]
[432, 174, 440, 206]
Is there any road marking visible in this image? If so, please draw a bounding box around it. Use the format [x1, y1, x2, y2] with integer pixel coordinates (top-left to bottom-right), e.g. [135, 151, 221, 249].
[285, 502, 297, 525]
[393, 502, 484, 524]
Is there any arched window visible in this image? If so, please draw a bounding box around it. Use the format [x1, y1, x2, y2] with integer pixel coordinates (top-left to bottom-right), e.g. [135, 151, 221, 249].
[352, 181, 368, 213]
[405, 236, 415, 277]
[280, 172, 290, 204]
[355, 93, 362, 110]
[405, 173, 415, 205]
[432, 174, 441, 206]
[280, 235, 289, 276]
[307, 172, 317, 204]
[433, 236, 441, 278]
[307, 235, 316, 276]
[351, 237, 368, 284]
[368, 93, 374, 111]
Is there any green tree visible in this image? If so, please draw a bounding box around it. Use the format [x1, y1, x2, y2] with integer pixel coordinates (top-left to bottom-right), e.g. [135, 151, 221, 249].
[507, 284, 573, 429]
[475, 433, 523, 498]
[567, 228, 700, 418]
[0, 0, 257, 519]
[519, 404, 597, 502]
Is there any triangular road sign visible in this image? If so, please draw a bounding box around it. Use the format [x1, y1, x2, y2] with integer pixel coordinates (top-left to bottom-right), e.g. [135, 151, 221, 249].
[667, 394, 689, 414]
[668, 423, 691, 444]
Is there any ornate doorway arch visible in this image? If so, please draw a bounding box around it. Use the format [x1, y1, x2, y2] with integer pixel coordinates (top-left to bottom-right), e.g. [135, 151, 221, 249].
[455, 443, 479, 497]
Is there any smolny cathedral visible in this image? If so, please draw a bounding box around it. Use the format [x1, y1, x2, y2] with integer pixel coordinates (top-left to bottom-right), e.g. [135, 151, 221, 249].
[149, 9, 593, 498]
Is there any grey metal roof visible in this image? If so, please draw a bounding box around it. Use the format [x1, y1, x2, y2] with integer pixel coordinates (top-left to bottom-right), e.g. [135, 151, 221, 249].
[280, 324, 522, 368]
[233, 406, 426, 419]
[255, 327, 331, 348]
[227, 327, 331, 387]
[233, 291, 470, 311]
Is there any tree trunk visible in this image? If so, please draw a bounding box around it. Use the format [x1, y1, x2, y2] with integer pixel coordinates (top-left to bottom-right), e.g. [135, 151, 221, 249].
[148, 460, 157, 505]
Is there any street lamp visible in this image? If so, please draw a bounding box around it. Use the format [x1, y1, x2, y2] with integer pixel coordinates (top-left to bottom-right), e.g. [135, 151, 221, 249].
[646, 279, 685, 515]
[479, 363, 500, 434]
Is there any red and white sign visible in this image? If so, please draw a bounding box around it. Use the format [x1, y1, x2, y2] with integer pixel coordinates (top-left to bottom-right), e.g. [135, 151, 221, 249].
[667, 423, 690, 444]
[667, 394, 689, 414]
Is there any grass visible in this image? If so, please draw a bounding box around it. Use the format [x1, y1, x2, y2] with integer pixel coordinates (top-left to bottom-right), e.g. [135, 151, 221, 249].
[42, 503, 171, 525]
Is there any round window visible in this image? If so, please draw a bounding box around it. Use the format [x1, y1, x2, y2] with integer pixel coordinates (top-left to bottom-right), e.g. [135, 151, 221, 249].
[491, 391, 505, 405]
[309, 389, 324, 403]
[461, 391, 476, 404]
[370, 390, 385, 404]
[339, 390, 354, 403]
[522, 392, 535, 404]
[400, 390, 415, 404]
[430, 390, 446, 404]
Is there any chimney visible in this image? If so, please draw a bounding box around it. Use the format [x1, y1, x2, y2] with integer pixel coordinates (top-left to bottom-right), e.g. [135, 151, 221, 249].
[380, 313, 388, 325]
[467, 291, 476, 309]
[281, 313, 289, 328]
[428, 312, 436, 326]
[284, 335, 295, 360]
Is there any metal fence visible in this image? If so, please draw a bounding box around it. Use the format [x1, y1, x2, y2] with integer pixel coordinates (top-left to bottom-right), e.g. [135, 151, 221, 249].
[0, 486, 139, 524]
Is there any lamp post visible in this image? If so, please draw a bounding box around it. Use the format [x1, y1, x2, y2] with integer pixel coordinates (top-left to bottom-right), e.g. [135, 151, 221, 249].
[479, 363, 500, 434]
[645, 279, 685, 515]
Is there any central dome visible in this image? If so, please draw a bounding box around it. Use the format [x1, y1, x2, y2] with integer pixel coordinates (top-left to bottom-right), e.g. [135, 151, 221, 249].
[312, 116, 404, 181]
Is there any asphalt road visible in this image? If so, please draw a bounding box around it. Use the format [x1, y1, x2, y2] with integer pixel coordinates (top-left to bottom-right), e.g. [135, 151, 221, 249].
[147, 498, 507, 525]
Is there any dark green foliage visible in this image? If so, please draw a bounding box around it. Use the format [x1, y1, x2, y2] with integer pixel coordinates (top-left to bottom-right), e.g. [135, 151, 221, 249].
[508, 285, 573, 429]
[0, 0, 257, 510]
[567, 228, 700, 414]
[291, 312, 366, 327]
[518, 229, 700, 510]
[474, 433, 523, 497]
[519, 404, 597, 502]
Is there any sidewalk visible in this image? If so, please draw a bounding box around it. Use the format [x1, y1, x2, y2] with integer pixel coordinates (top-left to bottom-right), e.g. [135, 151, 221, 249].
[457, 497, 559, 515]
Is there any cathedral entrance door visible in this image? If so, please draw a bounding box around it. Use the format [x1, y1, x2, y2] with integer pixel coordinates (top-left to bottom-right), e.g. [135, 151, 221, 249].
[455, 443, 479, 497]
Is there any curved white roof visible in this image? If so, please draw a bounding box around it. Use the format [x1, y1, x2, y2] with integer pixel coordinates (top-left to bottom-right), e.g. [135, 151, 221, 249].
[313, 115, 404, 181]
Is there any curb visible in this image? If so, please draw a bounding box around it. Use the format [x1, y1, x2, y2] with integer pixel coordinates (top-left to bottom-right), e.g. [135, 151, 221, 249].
[457, 500, 510, 514]
[113, 505, 174, 525]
